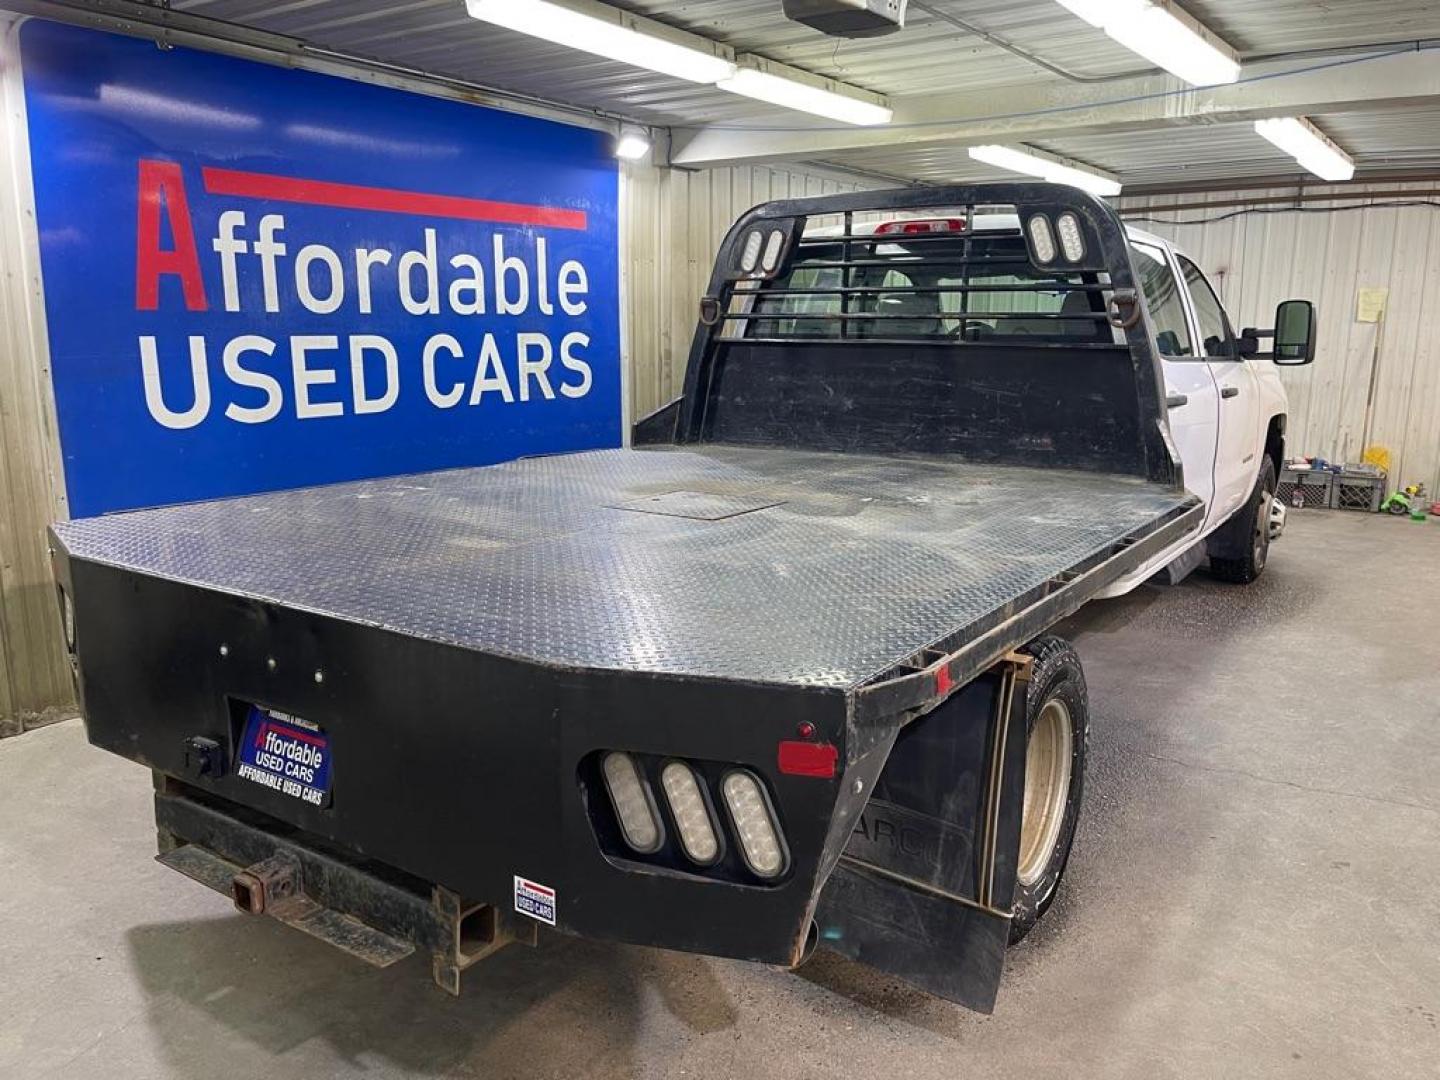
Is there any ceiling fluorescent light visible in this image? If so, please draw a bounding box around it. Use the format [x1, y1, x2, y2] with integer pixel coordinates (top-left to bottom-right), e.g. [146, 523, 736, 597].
[1054, 0, 1240, 87]
[718, 60, 893, 126]
[1254, 117, 1356, 182]
[1053, 0, 1116, 26]
[465, 0, 735, 84]
[968, 144, 1123, 197]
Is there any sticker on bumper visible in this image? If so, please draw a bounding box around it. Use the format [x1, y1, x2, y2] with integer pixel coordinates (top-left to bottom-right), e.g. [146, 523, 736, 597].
[514, 876, 556, 926]
[236, 704, 331, 806]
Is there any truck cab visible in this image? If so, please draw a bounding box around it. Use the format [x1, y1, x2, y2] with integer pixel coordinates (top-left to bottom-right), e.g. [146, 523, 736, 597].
[1104, 227, 1303, 594]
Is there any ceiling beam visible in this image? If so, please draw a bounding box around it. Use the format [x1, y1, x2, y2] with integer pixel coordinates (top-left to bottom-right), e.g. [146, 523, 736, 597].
[1122, 168, 1440, 197]
[672, 47, 1440, 168]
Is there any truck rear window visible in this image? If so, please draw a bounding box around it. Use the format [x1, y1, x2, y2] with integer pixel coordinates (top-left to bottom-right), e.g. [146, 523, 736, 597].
[745, 232, 1114, 344]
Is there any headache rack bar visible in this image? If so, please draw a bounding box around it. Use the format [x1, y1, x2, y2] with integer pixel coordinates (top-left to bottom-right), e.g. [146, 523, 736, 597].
[720, 311, 1113, 322]
[791, 257, 1039, 269]
[732, 337, 1127, 348]
[794, 228, 1027, 244]
[716, 202, 1117, 343]
[749, 282, 1111, 297]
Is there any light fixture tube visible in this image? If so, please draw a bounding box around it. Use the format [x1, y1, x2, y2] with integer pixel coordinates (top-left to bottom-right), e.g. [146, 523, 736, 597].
[968, 144, 1123, 197]
[717, 65, 893, 126]
[1054, 0, 1241, 87]
[465, 0, 736, 84]
[1254, 117, 1356, 182]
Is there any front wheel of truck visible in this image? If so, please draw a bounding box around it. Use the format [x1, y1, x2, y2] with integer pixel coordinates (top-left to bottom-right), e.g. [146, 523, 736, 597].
[1009, 636, 1089, 945]
[1207, 457, 1277, 585]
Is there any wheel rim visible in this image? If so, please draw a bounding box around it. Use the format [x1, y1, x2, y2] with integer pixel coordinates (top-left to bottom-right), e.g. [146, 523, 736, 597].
[1017, 698, 1073, 887]
[1254, 487, 1273, 570]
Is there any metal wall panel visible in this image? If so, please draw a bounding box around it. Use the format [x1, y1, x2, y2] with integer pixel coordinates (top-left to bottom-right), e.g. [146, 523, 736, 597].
[0, 16, 72, 734]
[621, 161, 868, 421]
[1123, 184, 1440, 493]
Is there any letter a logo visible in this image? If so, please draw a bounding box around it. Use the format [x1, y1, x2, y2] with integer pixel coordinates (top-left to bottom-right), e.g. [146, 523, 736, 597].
[136, 159, 208, 311]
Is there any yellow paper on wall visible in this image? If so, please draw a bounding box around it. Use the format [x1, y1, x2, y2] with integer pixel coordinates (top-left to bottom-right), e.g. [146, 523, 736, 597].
[1356, 287, 1388, 323]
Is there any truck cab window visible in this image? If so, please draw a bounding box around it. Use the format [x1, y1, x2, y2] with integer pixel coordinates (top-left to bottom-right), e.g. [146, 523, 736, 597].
[751, 261, 844, 338]
[751, 233, 1109, 342]
[1129, 242, 1193, 358]
[1178, 257, 1237, 359]
[866, 267, 941, 338]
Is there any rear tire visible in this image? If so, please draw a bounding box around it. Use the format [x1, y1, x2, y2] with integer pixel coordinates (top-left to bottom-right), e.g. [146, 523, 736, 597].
[1209, 457, 1277, 585]
[1009, 636, 1089, 945]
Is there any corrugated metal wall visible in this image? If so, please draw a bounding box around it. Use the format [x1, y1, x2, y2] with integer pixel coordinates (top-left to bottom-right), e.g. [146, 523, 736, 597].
[621, 162, 869, 421]
[1121, 184, 1440, 491]
[0, 17, 73, 735]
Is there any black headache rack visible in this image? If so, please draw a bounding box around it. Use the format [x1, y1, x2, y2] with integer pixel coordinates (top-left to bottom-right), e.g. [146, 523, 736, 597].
[657, 182, 1180, 489]
[51, 183, 1201, 1015]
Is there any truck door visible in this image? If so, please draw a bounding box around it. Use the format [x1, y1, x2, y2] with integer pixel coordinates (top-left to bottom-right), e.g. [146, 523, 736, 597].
[1176, 256, 1262, 523]
[1130, 241, 1220, 528]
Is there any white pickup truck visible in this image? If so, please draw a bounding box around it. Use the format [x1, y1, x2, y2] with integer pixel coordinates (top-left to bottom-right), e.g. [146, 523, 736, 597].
[1101, 225, 1307, 594]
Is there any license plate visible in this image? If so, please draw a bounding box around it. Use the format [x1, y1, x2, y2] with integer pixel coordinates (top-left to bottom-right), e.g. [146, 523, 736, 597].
[236, 704, 331, 807]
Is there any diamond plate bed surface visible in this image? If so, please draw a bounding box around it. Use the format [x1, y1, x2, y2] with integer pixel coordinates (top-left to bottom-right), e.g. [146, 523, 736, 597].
[53, 446, 1190, 689]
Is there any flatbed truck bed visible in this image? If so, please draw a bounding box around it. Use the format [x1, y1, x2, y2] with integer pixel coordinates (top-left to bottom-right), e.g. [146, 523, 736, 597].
[50, 182, 1219, 1012]
[54, 445, 1196, 690]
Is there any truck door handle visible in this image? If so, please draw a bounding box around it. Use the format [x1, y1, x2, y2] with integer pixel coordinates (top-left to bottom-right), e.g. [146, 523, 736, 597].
[1166, 393, 1188, 408]
[1221, 386, 1240, 399]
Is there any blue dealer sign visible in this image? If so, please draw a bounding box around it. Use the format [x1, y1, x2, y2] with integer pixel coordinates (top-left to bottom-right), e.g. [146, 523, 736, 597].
[21, 20, 622, 518]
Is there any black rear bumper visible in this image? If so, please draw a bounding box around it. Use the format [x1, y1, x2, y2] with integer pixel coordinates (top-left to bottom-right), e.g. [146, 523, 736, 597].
[145, 652, 1034, 1014]
[59, 553, 867, 967]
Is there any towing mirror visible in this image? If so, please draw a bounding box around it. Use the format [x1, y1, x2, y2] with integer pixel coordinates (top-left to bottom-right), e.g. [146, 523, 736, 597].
[1273, 300, 1317, 365]
[1239, 299, 1317, 364]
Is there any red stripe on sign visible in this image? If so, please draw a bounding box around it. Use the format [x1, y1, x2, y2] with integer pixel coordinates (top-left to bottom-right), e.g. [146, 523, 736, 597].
[201, 167, 588, 231]
[777, 740, 838, 779]
[269, 723, 325, 746]
[520, 879, 555, 897]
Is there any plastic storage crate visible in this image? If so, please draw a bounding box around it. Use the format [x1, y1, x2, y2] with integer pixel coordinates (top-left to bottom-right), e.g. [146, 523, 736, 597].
[1330, 469, 1387, 512]
[1277, 467, 1333, 509]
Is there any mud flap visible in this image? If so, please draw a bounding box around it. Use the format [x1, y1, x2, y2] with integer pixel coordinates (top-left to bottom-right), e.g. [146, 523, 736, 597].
[815, 657, 1030, 1013]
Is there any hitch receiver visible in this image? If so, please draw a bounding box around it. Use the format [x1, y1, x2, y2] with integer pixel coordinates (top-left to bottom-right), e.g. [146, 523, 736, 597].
[153, 778, 536, 994]
[232, 853, 301, 915]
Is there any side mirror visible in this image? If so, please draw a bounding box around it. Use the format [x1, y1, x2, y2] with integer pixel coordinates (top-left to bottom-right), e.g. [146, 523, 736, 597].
[1273, 299, 1317, 365]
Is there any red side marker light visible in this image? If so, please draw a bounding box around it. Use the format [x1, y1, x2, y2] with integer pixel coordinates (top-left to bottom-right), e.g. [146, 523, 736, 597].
[935, 666, 953, 696]
[778, 740, 838, 778]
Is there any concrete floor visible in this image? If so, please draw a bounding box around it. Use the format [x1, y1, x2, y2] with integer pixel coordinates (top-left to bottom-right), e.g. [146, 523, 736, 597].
[3, 510, 1438, 1079]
